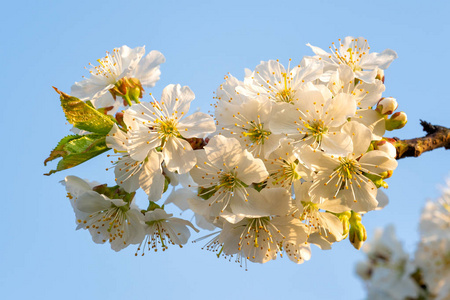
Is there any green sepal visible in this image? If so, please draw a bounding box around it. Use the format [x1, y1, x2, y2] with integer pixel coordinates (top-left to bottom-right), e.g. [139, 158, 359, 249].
[364, 173, 388, 189]
[54, 87, 115, 134]
[198, 186, 217, 200]
[163, 176, 170, 193]
[147, 201, 162, 212]
[44, 133, 110, 175]
[253, 180, 267, 192]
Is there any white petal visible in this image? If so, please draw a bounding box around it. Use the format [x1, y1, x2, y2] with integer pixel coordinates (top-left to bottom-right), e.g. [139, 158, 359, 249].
[205, 135, 243, 167]
[115, 45, 145, 78]
[353, 109, 386, 141]
[341, 121, 372, 157]
[163, 137, 196, 174]
[321, 132, 352, 156]
[324, 93, 356, 127]
[76, 191, 112, 213]
[178, 112, 216, 138]
[235, 151, 268, 185]
[354, 69, 377, 84]
[306, 43, 329, 56]
[133, 50, 165, 87]
[359, 150, 398, 174]
[160, 84, 194, 118]
[106, 124, 129, 151]
[360, 49, 398, 70]
[229, 188, 291, 220]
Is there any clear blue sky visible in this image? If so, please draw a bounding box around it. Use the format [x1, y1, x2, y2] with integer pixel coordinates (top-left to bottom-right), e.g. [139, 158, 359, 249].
[2, 0, 449, 299]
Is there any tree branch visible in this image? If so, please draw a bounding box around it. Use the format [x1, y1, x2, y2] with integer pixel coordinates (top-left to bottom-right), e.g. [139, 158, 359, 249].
[189, 121, 450, 159]
[394, 120, 450, 159]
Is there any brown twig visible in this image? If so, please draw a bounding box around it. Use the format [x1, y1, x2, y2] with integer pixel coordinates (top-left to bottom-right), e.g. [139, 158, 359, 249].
[394, 120, 450, 159]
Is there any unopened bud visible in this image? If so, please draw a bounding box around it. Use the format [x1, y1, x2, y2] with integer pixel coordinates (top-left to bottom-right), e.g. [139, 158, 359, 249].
[349, 211, 367, 250]
[385, 111, 407, 131]
[337, 211, 352, 239]
[376, 97, 398, 115]
[375, 69, 385, 83]
[375, 140, 397, 158]
[380, 170, 393, 179]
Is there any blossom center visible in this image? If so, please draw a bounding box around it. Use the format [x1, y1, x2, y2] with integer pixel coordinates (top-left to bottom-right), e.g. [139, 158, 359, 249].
[89, 49, 122, 83]
[243, 122, 271, 144]
[157, 118, 179, 138]
[275, 73, 295, 103]
[336, 157, 359, 179]
[218, 171, 239, 190]
[330, 39, 367, 72]
[270, 160, 300, 187]
[304, 120, 328, 143]
[239, 217, 271, 249]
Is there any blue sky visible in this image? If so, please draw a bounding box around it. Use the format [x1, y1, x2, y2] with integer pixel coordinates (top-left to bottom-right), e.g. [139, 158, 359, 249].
[2, 0, 450, 299]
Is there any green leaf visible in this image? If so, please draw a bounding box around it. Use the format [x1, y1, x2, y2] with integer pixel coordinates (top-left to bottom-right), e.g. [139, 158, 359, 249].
[44, 133, 110, 175]
[54, 87, 115, 134]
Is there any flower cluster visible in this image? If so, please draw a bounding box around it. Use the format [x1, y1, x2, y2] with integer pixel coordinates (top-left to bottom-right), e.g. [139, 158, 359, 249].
[357, 178, 450, 300]
[46, 37, 405, 267]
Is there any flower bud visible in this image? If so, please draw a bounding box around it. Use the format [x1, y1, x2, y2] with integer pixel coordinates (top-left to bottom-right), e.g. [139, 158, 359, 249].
[337, 211, 352, 239]
[385, 111, 407, 131]
[375, 139, 397, 158]
[375, 69, 385, 83]
[349, 211, 367, 250]
[376, 97, 398, 115]
[380, 170, 393, 179]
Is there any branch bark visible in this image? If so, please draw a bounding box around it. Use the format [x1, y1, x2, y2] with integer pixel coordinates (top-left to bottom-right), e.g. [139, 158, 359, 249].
[394, 120, 450, 160]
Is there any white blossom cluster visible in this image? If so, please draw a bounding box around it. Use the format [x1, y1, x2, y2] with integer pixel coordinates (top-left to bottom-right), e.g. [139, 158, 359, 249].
[356, 178, 450, 300]
[55, 37, 405, 266]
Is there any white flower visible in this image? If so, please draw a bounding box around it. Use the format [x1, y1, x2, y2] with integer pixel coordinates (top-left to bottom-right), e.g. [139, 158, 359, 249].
[214, 73, 250, 106]
[415, 180, 450, 297]
[270, 82, 356, 155]
[238, 59, 323, 104]
[63, 175, 100, 224]
[293, 181, 348, 241]
[218, 188, 308, 264]
[106, 124, 165, 201]
[215, 96, 283, 158]
[124, 84, 216, 174]
[302, 122, 398, 213]
[415, 238, 450, 298]
[264, 139, 311, 189]
[307, 36, 397, 83]
[64, 176, 145, 251]
[189, 135, 268, 219]
[360, 225, 419, 300]
[71, 45, 165, 109]
[136, 209, 198, 254]
[281, 242, 312, 264]
[419, 179, 450, 239]
[368, 262, 419, 300]
[165, 187, 217, 231]
[363, 225, 409, 267]
[327, 65, 386, 109]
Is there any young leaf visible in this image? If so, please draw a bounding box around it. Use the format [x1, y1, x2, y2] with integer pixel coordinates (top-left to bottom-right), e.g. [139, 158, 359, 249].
[54, 87, 115, 134]
[44, 134, 110, 175]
